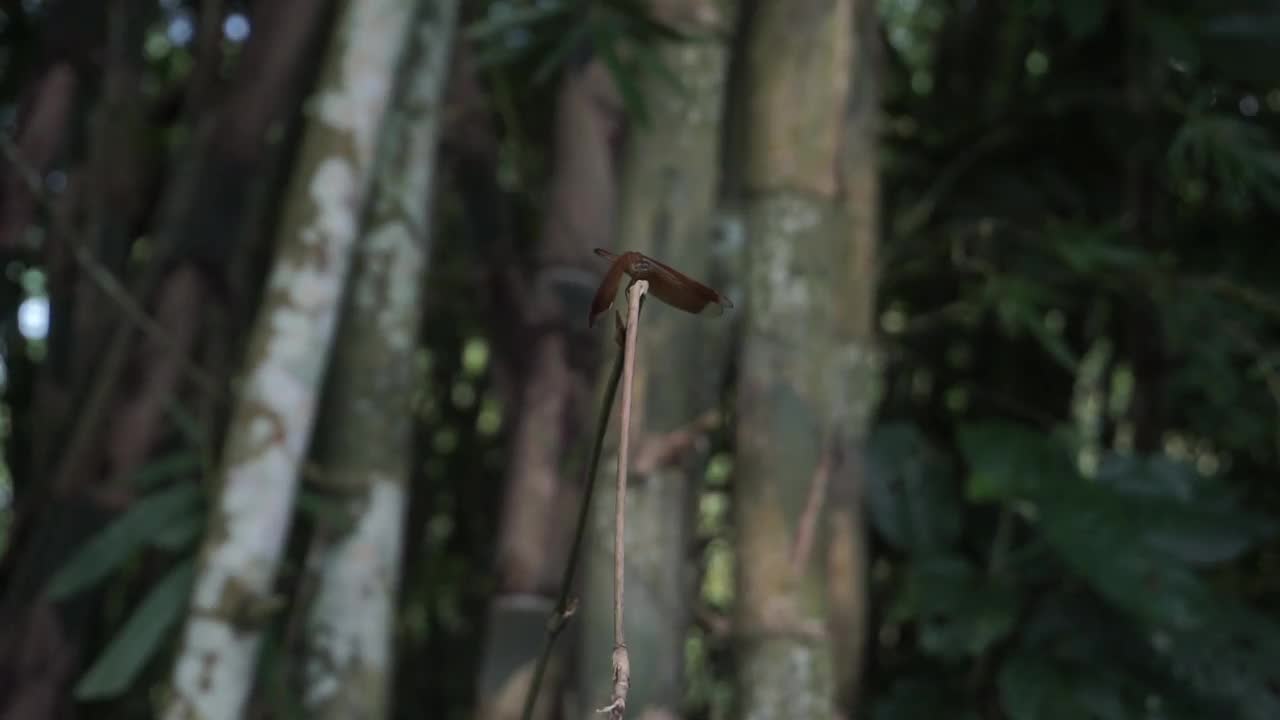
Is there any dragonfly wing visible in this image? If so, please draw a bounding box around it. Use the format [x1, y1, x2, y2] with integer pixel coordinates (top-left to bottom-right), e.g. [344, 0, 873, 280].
[639, 253, 732, 316]
[588, 252, 629, 327]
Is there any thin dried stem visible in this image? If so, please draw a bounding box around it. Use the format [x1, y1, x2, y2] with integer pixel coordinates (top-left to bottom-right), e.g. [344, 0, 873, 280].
[519, 312, 629, 720]
[598, 278, 646, 718]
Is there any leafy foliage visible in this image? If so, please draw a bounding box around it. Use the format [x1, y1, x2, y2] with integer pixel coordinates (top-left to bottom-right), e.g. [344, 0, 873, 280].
[73, 560, 195, 701]
[867, 423, 964, 552]
[867, 420, 1280, 719]
[467, 0, 696, 125]
[45, 481, 203, 601]
[869, 0, 1280, 718]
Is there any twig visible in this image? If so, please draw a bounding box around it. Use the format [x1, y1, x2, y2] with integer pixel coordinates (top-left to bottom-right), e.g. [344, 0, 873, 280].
[693, 601, 732, 638]
[519, 310, 631, 720]
[789, 435, 833, 574]
[631, 408, 720, 475]
[597, 279, 646, 718]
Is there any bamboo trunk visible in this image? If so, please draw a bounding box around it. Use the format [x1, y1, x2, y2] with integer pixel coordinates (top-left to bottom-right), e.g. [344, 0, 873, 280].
[298, 2, 458, 717]
[733, 0, 880, 717]
[162, 2, 418, 717]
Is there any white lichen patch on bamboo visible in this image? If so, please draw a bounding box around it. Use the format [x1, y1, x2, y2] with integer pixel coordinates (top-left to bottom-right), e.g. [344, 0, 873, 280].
[247, 415, 274, 446]
[826, 340, 883, 433]
[740, 639, 832, 720]
[313, 3, 412, 166]
[673, 46, 726, 130]
[192, 447, 297, 609]
[256, 323, 320, 421]
[300, 158, 359, 249]
[170, 617, 257, 719]
[303, 478, 406, 706]
[749, 193, 822, 324]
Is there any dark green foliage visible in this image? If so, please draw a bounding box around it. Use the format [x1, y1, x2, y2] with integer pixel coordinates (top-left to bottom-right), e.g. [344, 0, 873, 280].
[867, 422, 1280, 719]
[870, 0, 1280, 717]
[867, 423, 964, 553]
[891, 552, 1021, 660]
[45, 481, 203, 601]
[468, 0, 697, 125]
[73, 560, 194, 700]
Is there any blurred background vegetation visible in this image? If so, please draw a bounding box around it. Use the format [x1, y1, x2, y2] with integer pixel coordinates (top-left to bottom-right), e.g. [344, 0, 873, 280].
[0, 0, 1277, 718]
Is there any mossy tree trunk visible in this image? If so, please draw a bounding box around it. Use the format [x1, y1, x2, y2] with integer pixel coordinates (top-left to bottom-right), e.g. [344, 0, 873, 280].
[298, 2, 458, 718]
[577, 1, 737, 717]
[733, 0, 881, 718]
[162, 2, 419, 718]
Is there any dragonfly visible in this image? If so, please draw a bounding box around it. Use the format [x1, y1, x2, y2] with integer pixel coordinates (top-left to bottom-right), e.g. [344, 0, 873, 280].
[589, 248, 733, 328]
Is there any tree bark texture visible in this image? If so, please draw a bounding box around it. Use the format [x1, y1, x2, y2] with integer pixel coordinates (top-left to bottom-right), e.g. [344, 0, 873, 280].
[162, 2, 418, 717]
[298, 1, 458, 717]
[734, 0, 881, 718]
[577, 0, 736, 716]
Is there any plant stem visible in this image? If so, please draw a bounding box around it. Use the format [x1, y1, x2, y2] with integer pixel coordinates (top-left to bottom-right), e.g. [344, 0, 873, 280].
[602, 279, 647, 718]
[519, 305, 631, 720]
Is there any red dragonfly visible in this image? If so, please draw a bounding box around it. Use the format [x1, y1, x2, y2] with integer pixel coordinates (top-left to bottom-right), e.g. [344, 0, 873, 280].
[589, 248, 733, 328]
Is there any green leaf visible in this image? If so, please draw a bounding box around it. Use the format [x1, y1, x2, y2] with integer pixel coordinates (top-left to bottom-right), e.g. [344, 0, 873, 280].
[1092, 454, 1274, 564]
[1169, 113, 1280, 210]
[866, 423, 964, 551]
[1156, 626, 1280, 720]
[1094, 453, 1199, 500]
[1141, 503, 1270, 566]
[956, 421, 1074, 501]
[980, 275, 1076, 369]
[1013, 301, 1078, 372]
[73, 560, 194, 700]
[959, 422, 1275, 632]
[1039, 487, 1222, 631]
[531, 20, 592, 85]
[628, 34, 688, 101]
[595, 24, 650, 126]
[1018, 595, 1256, 720]
[1049, 228, 1146, 275]
[999, 654, 1072, 720]
[604, 0, 697, 44]
[150, 520, 203, 551]
[1060, 0, 1108, 39]
[999, 653, 1131, 720]
[892, 554, 1021, 659]
[46, 484, 203, 600]
[465, 1, 568, 42]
